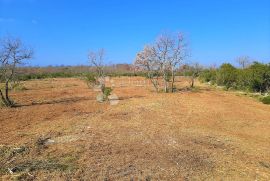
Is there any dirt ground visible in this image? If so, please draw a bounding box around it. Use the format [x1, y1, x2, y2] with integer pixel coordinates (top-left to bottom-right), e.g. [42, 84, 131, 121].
[0, 77, 270, 180]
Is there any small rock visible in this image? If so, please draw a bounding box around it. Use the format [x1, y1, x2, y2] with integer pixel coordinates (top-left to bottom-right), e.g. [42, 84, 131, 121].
[45, 139, 55, 145]
[96, 93, 105, 102]
[108, 94, 119, 105]
[8, 168, 14, 174]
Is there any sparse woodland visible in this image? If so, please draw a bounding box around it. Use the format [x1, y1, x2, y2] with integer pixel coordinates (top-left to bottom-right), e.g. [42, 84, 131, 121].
[0, 35, 270, 180]
[1, 0, 270, 180]
[0, 35, 269, 107]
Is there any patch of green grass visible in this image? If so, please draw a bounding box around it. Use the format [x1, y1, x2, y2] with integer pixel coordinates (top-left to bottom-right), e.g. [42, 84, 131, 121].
[261, 96, 270, 105]
[103, 87, 113, 99]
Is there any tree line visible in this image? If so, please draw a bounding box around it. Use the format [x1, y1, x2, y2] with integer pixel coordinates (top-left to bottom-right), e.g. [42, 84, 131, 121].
[199, 61, 270, 93]
[1, 35, 269, 107]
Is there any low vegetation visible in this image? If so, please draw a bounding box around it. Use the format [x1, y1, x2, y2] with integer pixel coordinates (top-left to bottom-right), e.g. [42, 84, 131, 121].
[261, 96, 270, 104]
[200, 62, 270, 93]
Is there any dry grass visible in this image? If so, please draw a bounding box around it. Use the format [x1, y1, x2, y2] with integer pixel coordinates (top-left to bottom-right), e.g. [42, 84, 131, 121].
[0, 77, 270, 180]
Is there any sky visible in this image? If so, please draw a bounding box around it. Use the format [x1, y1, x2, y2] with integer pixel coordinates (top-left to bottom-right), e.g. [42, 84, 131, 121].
[0, 0, 270, 66]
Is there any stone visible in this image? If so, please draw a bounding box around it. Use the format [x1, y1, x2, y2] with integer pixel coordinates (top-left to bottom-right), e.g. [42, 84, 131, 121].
[96, 93, 105, 102]
[45, 139, 55, 145]
[108, 94, 119, 105]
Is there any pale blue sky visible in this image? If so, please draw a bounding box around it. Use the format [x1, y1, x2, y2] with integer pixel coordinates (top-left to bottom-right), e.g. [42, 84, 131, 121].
[0, 0, 270, 66]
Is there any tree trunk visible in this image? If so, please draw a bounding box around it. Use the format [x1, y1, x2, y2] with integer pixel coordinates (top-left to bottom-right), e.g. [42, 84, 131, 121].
[0, 89, 9, 107]
[148, 72, 159, 93]
[153, 80, 159, 92]
[171, 66, 175, 93]
[191, 74, 195, 88]
[191, 78, 194, 88]
[164, 76, 168, 93]
[5, 81, 12, 106]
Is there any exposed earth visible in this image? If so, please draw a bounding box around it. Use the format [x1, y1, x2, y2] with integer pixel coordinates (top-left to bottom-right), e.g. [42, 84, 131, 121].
[0, 77, 270, 180]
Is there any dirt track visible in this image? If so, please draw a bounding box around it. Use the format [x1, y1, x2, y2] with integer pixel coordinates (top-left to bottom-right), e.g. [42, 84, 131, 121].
[1, 77, 270, 180]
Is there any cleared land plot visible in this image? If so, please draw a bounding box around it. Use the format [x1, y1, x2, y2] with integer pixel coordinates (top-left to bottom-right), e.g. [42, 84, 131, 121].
[1, 77, 270, 180]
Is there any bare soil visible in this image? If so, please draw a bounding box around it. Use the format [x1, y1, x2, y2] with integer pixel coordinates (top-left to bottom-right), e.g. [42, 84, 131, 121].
[0, 77, 270, 180]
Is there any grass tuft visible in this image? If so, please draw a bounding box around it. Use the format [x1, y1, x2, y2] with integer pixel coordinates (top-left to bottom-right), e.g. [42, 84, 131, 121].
[260, 96, 270, 105]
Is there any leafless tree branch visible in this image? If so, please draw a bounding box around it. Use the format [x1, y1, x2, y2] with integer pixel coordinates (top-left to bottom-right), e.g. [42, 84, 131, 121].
[0, 37, 33, 107]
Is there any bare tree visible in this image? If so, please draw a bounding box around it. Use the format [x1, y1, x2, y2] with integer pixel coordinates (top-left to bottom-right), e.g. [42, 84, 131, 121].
[169, 33, 188, 92]
[0, 37, 33, 107]
[88, 49, 114, 102]
[135, 32, 188, 93]
[88, 48, 107, 92]
[189, 63, 203, 88]
[134, 45, 160, 92]
[88, 49, 106, 79]
[236, 56, 250, 69]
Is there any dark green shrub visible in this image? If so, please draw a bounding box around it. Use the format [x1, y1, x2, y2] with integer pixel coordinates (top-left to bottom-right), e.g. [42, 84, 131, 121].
[235, 69, 250, 90]
[247, 62, 270, 93]
[199, 62, 270, 94]
[103, 87, 113, 99]
[216, 63, 237, 89]
[261, 96, 270, 104]
[199, 69, 217, 83]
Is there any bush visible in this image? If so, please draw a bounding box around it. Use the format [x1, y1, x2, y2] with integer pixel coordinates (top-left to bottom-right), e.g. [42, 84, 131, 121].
[85, 73, 97, 88]
[247, 62, 270, 93]
[261, 96, 270, 104]
[236, 69, 251, 91]
[199, 62, 270, 94]
[103, 87, 113, 99]
[199, 69, 217, 83]
[216, 63, 237, 89]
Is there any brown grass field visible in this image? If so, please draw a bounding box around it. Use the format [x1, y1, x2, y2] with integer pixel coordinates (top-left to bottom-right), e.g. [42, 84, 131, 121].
[0, 77, 270, 180]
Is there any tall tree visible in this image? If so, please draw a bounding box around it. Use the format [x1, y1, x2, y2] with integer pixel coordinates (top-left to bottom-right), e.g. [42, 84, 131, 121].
[135, 32, 188, 92]
[134, 45, 160, 92]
